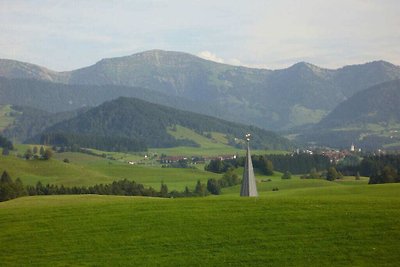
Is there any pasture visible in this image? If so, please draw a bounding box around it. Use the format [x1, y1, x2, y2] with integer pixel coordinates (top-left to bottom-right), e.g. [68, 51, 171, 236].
[0, 152, 220, 190]
[1, 145, 399, 266]
[0, 183, 399, 266]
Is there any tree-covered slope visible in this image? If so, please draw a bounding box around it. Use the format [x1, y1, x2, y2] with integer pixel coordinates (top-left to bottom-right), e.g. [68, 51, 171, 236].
[1, 106, 88, 143]
[33, 97, 293, 151]
[296, 80, 400, 149]
[319, 80, 400, 127]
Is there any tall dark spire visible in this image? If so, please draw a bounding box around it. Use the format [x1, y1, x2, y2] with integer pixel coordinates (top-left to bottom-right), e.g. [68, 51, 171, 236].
[240, 134, 258, 197]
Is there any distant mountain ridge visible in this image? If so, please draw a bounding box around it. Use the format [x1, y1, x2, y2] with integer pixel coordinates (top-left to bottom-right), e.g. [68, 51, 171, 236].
[319, 79, 400, 127]
[1, 50, 400, 130]
[0, 76, 222, 116]
[296, 80, 400, 149]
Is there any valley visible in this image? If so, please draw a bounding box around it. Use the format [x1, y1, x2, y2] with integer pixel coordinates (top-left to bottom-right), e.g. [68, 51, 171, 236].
[1, 45, 400, 267]
[2, 2, 400, 266]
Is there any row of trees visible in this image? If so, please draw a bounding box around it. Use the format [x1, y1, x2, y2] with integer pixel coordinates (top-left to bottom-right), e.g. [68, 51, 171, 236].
[336, 154, 400, 184]
[267, 154, 331, 174]
[206, 169, 241, 195]
[205, 156, 274, 176]
[23, 146, 53, 160]
[205, 153, 333, 177]
[300, 167, 344, 180]
[360, 155, 400, 184]
[0, 170, 236, 202]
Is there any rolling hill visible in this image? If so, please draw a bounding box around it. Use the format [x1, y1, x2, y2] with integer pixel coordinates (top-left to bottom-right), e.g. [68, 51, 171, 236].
[1, 50, 400, 130]
[30, 97, 293, 151]
[296, 80, 400, 149]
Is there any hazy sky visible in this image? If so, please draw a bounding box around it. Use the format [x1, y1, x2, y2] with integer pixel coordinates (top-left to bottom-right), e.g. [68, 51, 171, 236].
[1, 0, 399, 71]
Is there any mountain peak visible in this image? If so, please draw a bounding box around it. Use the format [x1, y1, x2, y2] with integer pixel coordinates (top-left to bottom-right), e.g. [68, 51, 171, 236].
[285, 61, 330, 77]
[95, 49, 201, 67]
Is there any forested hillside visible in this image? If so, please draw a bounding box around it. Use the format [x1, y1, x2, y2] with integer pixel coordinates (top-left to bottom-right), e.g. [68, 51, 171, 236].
[1, 106, 88, 142]
[296, 80, 400, 149]
[33, 97, 293, 152]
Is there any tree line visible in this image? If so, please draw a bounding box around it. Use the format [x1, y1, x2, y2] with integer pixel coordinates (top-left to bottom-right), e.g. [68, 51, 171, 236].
[0, 170, 243, 202]
[359, 155, 400, 184]
[267, 154, 331, 174]
[205, 153, 331, 175]
[205, 155, 274, 175]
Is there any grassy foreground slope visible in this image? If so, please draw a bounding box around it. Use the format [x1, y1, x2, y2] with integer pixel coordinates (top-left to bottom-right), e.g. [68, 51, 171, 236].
[1, 184, 400, 266]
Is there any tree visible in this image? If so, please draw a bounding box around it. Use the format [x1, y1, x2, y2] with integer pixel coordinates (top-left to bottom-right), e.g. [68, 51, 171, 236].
[14, 178, 26, 197]
[33, 146, 38, 154]
[39, 146, 45, 156]
[2, 147, 9, 156]
[281, 171, 292, 179]
[160, 182, 168, 197]
[24, 148, 33, 160]
[326, 167, 339, 181]
[194, 180, 207, 196]
[205, 159, 224, 173]
[207, 178, 221, 195]
[184, 186, 191, 197]
[0, 171, 12, 184]
[355, 171, 361, 180]
[0, 135, 13, 150]
[219, 169, 240, 187]
[43, 149, 53, 160]
[0, 172, 25, 201]
[259, 156, 274, 175]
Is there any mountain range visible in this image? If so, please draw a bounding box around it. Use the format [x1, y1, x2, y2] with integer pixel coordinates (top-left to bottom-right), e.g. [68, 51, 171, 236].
[2, 50, 400, 131]
[1, 50, 400, 150]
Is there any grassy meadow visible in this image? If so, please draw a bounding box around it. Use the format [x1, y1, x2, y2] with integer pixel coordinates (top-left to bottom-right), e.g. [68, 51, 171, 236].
[0, 150, 221, 190]
[0, 183, 399, 266]
[1, 142, 399, 266]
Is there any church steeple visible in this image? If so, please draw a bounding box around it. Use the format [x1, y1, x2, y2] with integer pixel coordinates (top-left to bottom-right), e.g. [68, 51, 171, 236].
[240, 134, 258, 197]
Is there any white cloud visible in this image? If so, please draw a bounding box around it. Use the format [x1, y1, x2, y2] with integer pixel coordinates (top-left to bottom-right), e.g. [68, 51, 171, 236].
[197, 51, 225, 64]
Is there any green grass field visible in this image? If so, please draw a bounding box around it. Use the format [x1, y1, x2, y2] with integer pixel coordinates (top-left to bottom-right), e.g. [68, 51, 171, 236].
[0, 151, 221, 190]
[1, 145, 399, 266]
[1, 183, 399, 266]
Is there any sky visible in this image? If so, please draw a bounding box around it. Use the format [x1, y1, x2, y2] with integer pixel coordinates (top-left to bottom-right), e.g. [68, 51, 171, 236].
[0, 0, 399, 71]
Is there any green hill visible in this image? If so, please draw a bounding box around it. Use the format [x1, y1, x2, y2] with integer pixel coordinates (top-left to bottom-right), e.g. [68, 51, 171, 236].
[32, 97, 293, 151]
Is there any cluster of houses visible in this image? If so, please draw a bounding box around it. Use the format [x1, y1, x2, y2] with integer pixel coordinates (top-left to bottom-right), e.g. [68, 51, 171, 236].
[159, 154, 237, 165]
[127, 153, 239, 166]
